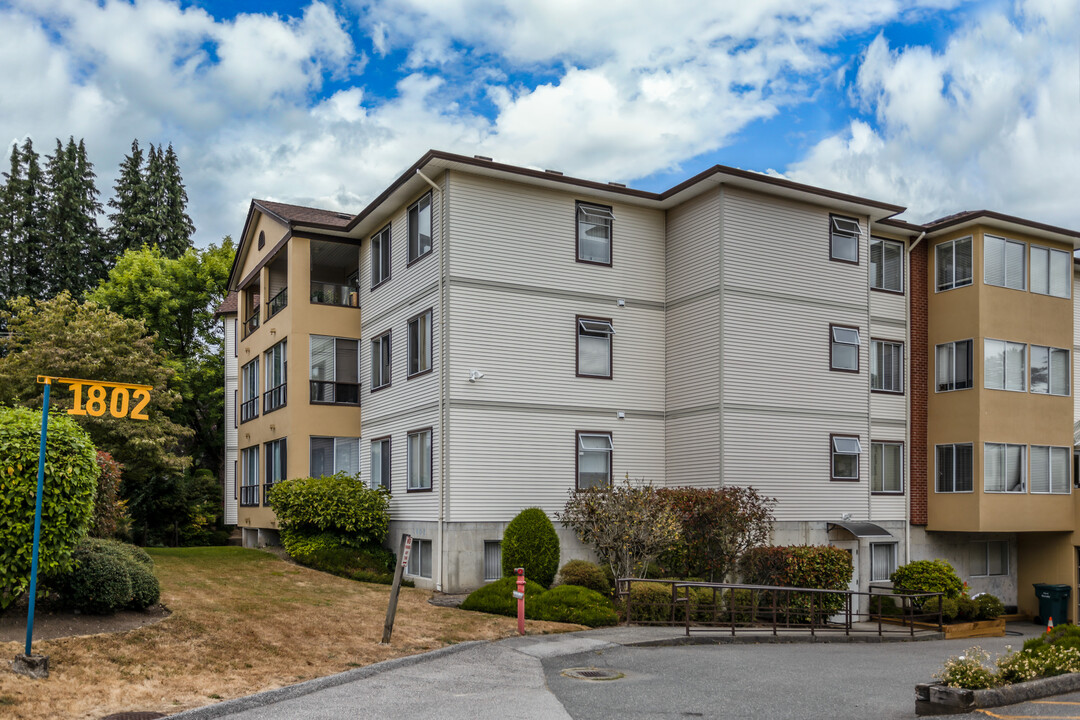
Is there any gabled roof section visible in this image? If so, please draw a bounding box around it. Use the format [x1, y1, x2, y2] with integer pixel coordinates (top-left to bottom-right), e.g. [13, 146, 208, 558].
[254, 200, 353, 230]
[215, 291, 238, 317]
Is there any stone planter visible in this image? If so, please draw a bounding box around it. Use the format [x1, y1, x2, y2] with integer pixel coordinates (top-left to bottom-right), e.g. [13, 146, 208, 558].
[916, 673, 1080, 715]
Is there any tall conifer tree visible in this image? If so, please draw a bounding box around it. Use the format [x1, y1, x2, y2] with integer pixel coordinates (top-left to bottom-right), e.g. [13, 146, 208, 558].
[107, 140, 151, 258]
[43, 137, 103, 297]
[159, 144, 194, 258]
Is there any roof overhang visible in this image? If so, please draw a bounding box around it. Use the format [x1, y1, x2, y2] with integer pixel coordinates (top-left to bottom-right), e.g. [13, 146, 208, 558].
[827, 521, 894, 538]
[923, 211, 1080, 249]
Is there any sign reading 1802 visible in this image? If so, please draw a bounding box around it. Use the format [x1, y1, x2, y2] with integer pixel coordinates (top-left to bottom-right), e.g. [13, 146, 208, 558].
[36, 376, 152, 421]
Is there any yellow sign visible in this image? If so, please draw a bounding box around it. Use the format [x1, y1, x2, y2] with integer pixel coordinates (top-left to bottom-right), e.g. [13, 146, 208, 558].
[36, 376, 152, 421]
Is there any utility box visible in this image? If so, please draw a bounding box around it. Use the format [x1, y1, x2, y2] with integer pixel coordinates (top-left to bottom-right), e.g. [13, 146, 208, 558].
[1033, 583, 1071, 625]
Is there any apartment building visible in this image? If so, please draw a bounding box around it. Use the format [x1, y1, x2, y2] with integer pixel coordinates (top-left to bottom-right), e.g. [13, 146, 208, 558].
[223, 150, 1080, 618]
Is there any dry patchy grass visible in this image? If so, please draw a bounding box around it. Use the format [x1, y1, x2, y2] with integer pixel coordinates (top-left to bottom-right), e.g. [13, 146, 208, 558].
[0, 547, 581, 719]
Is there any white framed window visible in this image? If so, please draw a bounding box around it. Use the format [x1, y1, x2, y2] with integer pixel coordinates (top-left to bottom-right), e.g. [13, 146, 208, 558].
[936, 443, 974, 492]
[408, 309, 433, 378]
[983, 234, 1026, 290]
[830, 215, 861, 263]
[407, 428, 432, 491]
[830, 325, 860, 372]
[264, 438, 286, 502]
[871, 441, 903, 494]
[577, 431, 613, 489]
[1030, 446, 1071, 494]
[1030, 245, 1071, 298]
[970, 541, 1008, 577]
[870, 237, 903, 292]
[370, 224, 391, 288]
[831, 435, 862, 480]
[240, 446, 259, 506]
[870, 543, 898, 582]
[984, 442, 1026, 493]
[871, 340, 903, 393]
[984, 339, 1027, 392]
[1030, 345, 1070, 396]
[407, 538, 433, 578]
[370, 437, 391, 491]
[936, 339, 973, 392]
[577, 202, 613, 265]
[408, 193, 432, 263]
[309, 437, 359, 478]
[577, 317, 614, 378]
[483, 541, 502, 581]
[371, 331, 392, 390]
[310, 336, 360, 404]
[936, 237, 973, 291]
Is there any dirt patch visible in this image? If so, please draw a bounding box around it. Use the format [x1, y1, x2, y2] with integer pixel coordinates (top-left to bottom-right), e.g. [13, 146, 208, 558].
[0, 604, 170, 643]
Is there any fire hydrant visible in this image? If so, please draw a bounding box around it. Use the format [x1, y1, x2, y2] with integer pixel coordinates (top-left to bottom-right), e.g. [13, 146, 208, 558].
[514, 567, 525, 635]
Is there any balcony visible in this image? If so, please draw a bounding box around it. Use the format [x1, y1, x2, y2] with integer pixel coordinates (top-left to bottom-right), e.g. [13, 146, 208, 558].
[240, 397, 259, 423]
[267, 288, 288, 319]
[239, 484, 259, 506]
[263, 383, 287, 414]
[311, 281, 358, 308]
[244, 309, 260, 336]
[310, 380, 360, 405]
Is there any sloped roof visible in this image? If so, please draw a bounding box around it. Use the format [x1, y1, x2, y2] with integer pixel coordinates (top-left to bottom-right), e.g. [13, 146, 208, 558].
[215, 291, 238, 316]
[254, 200, 353, 229]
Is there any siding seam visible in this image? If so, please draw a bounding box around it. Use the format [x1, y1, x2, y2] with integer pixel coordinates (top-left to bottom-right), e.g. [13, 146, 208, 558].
[448, 275, 666, 311]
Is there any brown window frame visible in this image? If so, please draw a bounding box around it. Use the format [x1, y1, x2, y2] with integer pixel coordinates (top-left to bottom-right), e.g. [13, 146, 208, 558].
[371, 329, 392, 392]
[406, 426, 434, 493]
[870, 337, 904, 395]
[576, 430, 613, 490]
[829, 323, 860, 374]
[239, 446, 260, 506]
[830, 433, 862, 482]
[263, 438, 286, 507]
[869, 236, 905, 295]
[257, 230, 265, 250]
[829, 214, 860, 265]
[407, 191, 434, 267]
[575, 201, 614, 267]
[576, 315, 614, 379]
[407, 308, 434, 379]
[370, 436, 391, 492]
[370, 224, 392, 290]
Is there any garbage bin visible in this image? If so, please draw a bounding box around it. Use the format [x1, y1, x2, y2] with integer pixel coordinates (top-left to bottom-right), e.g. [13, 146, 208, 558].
[1033, 583, 1071, 625]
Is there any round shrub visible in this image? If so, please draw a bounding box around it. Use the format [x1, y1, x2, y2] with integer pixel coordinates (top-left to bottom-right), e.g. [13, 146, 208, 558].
[269, 473, 390, 548]
[925, 596, 960, 622]
[530, 585, 618, 627]
[501, 508, 560, 588]
[556, 560, 610, 596]
[622, 581, 677, 623]
[975, 593, 1005, 620]
[890, 559, 963, 600]
[93, 537, 153, 568]
[64, 548, 132, 614]
[460, 576, 546, 617]
[127, 562, 161, 610]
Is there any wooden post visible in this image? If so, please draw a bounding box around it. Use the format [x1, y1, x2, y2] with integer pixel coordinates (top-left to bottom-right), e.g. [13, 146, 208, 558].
[381, 534, 411, 644]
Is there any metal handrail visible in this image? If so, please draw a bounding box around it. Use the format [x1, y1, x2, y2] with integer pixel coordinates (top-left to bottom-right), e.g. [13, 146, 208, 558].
[309, 380, 360, 405]
[266, 288, 288, 318]
[263, 383, 287, 413]
[310, 281, 359, 307]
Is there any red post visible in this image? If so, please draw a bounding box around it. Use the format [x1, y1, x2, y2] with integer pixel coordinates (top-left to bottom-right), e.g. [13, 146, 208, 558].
[515, 567, 525, 635]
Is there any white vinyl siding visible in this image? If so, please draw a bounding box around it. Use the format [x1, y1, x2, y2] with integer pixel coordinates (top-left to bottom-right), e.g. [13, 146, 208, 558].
[983, 235, 1026, 290]
[1030, 345, 1070, 396]
[871, 441, 903, 493]
[937, 340, 973, 392]
[937, 443, 974, 493]
[936, 237, 973, 291]
[983, 443, 1026, 493]
[870, 237, 903, 292]
[984, 339, 1027, 392]
[1030, 446, 1070, 494]
[871, 340, 903, 393]
[1031, 245, 1071, 298]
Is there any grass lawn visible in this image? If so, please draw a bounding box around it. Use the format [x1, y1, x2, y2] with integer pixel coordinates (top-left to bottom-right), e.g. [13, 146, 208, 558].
[0, 547, 581, 719]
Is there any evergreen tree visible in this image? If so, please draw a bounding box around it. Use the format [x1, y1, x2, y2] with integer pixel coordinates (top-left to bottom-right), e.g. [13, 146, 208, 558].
[107, 139, 151, 259]
[0, 144, 23, 301]
[2, 139, 49, 302]
[144, 144, 165, 249]
[75, 139, 109, 287]
[158, 144, 194, 258]
[43, 137, 103, 297]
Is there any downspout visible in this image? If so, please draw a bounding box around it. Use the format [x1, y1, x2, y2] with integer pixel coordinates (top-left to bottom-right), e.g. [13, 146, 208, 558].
[416, 168, 446, 592]
[904, 230, 925, 566]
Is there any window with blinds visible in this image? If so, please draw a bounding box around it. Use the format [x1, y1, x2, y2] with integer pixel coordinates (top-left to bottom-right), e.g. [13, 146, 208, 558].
[240, 446, 259, 506]
[1030, 446, 1070, 494]
[371, 332, 392, 390]
[983, 235, 1026, 290]
[984, 339, 1027, 392]
[370, 437, 391, 491]
[1030, 345, 1070, 396]
[870, 543, 897, 582]
[407, 428, 432, 491]
[310, 336, 360, 404]
[936, 443, 973, 492]
[984, 443, 1026, 493]
[871, 340, 903, 393]
[870, 237, 903, 292]
[970, 541, 1008, 576]
[935, 237, 973, 291]
[264, 439, 286, 503]
[871, 441, 903, 493]
[407, 539, 433, 578]
[408, 193, 433, 263]
[1030, 245, 1071, 298]
[408, 309, 433, 377]
[577, 317, 614, 378]
[483, 541, 502, 581]
[309, 437, 359, 478]
[371, 225, 391, 288]
[936, 340, 973, 392]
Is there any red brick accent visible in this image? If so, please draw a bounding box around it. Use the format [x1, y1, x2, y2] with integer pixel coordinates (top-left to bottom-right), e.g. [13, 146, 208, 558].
[910, 241, 929, 525]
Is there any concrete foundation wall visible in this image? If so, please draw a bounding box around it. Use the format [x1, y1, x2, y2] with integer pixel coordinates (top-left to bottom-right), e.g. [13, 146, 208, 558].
[909, 527, 1019, 607]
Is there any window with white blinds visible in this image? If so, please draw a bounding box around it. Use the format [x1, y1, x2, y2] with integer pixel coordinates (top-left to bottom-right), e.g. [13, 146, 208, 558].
[407, 428, 432, 491]
[1030, 345, 1070, 396]
[871, 441, 903, 493]
[983, 235, 1026, 290]
[1030, 245, 1071, 298]
[310, 437, 359, 478]
[984, 339, 1026, 391]
[984, 443, 1026, 493]
[936, 340, 973, 391]
[1030, 446, 1070, 494]
[936, 237, 973, 291]
[871, 340, 903, 392]
[870, 238, 904, 292]
[870, 543, 898, 582]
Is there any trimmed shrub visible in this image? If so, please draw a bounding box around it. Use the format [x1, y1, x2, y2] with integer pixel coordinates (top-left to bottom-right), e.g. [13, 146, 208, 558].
[924, 596, 960, 622]
[460, 576, 546, 617]
[890, 559, 963, 600]
[975, 593, 1005, 620]
[127, 562, 161, 610]
[269, 473, 390, 550]
[869, 594, 902, 617]
[0, 408, 99, 611]
[63, 546, 133, 614]
[530, 585, 618, 627]
[502, 508, 560, 588]
[739, 545, 853, 620]
[289, 543, 408, 586]
[622, 581, 677, 623]
[95, 537, 153, 568]
[556, 560, 610, 596]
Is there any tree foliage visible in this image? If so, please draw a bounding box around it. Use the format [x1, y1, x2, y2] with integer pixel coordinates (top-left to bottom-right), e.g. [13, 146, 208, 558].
[559, 479, 682, 581]
[43, 137, 107, 296]
[0, 138, 48, 302]
[90, 451, 130, 540]
[107, 140, 193, 260]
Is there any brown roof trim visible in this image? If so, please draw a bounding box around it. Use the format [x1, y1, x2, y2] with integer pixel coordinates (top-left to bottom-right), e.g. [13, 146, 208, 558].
[877, 217, 926, 232]
[924, 210, 1080, 240]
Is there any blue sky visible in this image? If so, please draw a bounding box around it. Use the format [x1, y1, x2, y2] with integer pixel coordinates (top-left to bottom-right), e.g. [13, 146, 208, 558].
[1, 0, 1077, 244]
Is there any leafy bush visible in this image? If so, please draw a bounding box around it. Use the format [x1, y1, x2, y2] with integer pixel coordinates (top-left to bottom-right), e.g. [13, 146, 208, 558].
[95, 537, 153, 568]
[739, 545, 853, 619]
[975, 593, 1005, 620]
[0, 407, 99, 610]
[460, 576, 546, 617]
[869, 594, 902, 617]
[997, 645, 1080, 684]
[890, 559, 963, 600]
[269, 473, 390, 549]
[90, 451, 130, 539]
[279, 529, 345, 558]
[924, 595, 960, 622]
[622, 581, 677, 623]
[556, 560, 610, 596]
[935, 646, 999, 689]
[502, 508, 560, 588]
[62, 545, 133, 614]
[127, 562, 161, 610]
[289, 543, 409, 586]
[530, 585, 618, 627]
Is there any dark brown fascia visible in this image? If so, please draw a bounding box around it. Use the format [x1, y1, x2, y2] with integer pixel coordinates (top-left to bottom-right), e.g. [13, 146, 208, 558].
[920, 209, 1080, 243]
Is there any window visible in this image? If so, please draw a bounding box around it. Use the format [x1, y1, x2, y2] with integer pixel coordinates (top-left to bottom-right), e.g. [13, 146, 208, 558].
[408, 309, 433, 378]
[407, 428, 432, 491]
[370, 225, 391, 288]
[871, 340, 903, 393]
[263, 340, 287, 413]
[257, 230, 265, 250]
[310, 336, 359, 404]
[1030, 245, 1071, 298]
[483, 541, 502, 581]
[264, 439, 286, 503]
[577, 317, 614, 378]
[871, 441, 903, 494]
[870, 543, 898, 582]
[829, 215, 861, 263]
[233, 318, 238, 357]
[577, 202, 613, 265]
[408, 193, 432, 263]
[983, 235, 1026, 290]
[984, 339, 1026, 392]
[309, 437, 359, 478]
[370, 437, 391, 491]
[936, 340, 973, 392]
[1031, 446, 1070, 494]
[240, 446, 259, 506]
[241, 359, 259, 422]
[407, 538, 433, 578]
[983, 443, 1025, 493]
[970, 541, 1008, 577]
[830, 325, 860, 372]
[577, 431, 612, 489]
[935, 237, 973, 291]
[870, 237, 903, 292]
[371, 331, 391, 390]
[830, 435, 862, 481]
[936, 443, 974, 492]
[1031, 345, 1070, 396]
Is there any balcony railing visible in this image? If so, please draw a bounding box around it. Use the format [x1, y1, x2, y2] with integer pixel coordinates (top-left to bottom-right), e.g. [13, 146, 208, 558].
[310, 380, 360, 405]
[263, 481, 277, 505]
[240, 397, 259, 423]
[239, 484, 259, 506]
[263, 383, 287, 413]
[311, 281, 359, 308]
[267, 288, 288, 318]
[244, 309, 260, 335]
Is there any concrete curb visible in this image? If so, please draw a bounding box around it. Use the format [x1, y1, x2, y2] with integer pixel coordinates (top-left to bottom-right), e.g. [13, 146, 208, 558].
[623, 632, 945, 647]
[164, 641, 487, 719]
[916, 673, 1080, 715]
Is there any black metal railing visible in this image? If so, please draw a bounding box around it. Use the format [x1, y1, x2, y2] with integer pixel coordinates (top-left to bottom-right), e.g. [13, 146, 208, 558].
[310, 281, 358, 307]
[267, 288, 288, 318]
[309, 380, 360, 405]
[263, 481, 276, 505]
[239, 484, 259, 506]
[244, 310, 260, 335]
[240, 397, 259, 423]
[263, 383, 287, 413]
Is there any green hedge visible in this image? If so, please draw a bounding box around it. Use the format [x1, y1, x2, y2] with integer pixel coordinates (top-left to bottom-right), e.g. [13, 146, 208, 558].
[55, 538, 159, 614]
[502, 508, 560, 588]
[289, 543, 410, 587]
[268, 473, 390, 549]
[555, 560, 610, 596]
[739, 545, 853, 619]
[530, 585, 618, 626]
[890, 559, 964, 600]
[460, 576, 547, 616]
